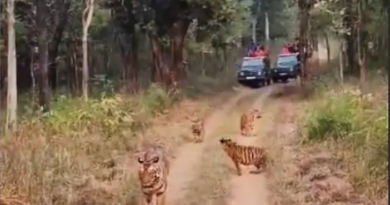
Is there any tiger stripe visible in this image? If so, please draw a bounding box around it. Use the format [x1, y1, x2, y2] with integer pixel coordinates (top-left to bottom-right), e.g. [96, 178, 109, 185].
[220, 138, 267, 176]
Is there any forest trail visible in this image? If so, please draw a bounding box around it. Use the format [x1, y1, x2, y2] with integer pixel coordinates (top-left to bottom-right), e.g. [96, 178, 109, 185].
[165, 86, 259, 205]
[168, 82, 305, 205]
[225, 85, 274, 205]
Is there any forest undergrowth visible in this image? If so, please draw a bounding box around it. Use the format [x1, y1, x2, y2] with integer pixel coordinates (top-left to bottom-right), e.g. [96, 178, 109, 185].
[300, 68, 388, 202]
[0, 69, 238, 205]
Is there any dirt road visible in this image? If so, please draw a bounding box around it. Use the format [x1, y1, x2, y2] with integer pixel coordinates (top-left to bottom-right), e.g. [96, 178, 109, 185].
[165, 83, 298, 205]
[165, 87, 257, 204]
[89, 81, 359, 205]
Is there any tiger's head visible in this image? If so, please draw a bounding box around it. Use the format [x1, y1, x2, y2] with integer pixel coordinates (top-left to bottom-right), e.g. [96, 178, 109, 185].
[251, 109, 262, 119]
[219, 138, 237, 153]
[219, 138, 232, 144]
[191, 118, 203, 130]
[137, 146, 164, 187]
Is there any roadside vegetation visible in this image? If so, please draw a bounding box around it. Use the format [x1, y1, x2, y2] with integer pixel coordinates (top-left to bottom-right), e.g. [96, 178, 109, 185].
[299, 0, 388, 200]
[302, 72, 388, 197]
[0, 0, 295, 203]
[0, 0, 250, 203]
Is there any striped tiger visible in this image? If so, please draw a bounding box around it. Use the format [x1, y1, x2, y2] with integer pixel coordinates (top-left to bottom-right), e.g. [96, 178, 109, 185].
[137, 145, 170, 205]
[191, 118, 205, 143]
[240, 109, 262, 136]
[219, 138, 268, 176]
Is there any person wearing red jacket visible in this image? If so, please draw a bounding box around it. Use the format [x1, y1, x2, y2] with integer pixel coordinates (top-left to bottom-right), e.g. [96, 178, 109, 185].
[281, 47, 290, 54]
[259, 45, 269, 56]
[253, 49, 265, 57]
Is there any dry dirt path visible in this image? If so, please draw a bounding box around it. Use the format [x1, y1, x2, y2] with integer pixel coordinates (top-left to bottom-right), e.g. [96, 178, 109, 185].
[165, 86, 259, 205]
[169, 82, 305, 205]
[225, 85, 275, 205]
[168, 83, 296, 205]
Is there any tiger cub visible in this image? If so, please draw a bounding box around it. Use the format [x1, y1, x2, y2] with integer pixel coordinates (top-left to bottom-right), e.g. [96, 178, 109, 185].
[190, 118, 205, 143]
[137, 145, 170, 205]
[240, 109, 262, 136]
[220, 138, 268, 176]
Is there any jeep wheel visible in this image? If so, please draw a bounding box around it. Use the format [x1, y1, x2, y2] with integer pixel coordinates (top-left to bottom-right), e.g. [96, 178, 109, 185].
[266, 79, 271, 85]
[272, 78, 279, 83]
[281, 78, 288, 83]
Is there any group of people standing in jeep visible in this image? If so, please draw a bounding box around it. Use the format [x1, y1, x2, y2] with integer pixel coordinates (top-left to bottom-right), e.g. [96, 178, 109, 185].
[246, 38, 303, 67]
[247, 42, 270, 58]
[247, 38, 302, 58]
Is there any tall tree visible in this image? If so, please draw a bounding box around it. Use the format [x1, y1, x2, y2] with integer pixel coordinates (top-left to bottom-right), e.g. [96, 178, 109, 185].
[1, 1, 7, 94]
[36, 0, 50, 112]
[6, 0, 17, 133]
[82, 0, 95, 100]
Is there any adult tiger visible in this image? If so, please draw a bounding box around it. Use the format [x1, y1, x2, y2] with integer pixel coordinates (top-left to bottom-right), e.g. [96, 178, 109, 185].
[220, 138, 268, 176]
[137, 145, 170, 205]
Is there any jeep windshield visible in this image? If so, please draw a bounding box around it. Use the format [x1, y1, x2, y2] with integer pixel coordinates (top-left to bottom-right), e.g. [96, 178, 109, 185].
[277, 55, 298, 67]
[241, 59, 264, 70]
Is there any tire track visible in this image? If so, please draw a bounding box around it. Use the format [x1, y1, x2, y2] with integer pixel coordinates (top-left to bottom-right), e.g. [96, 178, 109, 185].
[226, 85, 276, 205]
[165, 87, 257, 205]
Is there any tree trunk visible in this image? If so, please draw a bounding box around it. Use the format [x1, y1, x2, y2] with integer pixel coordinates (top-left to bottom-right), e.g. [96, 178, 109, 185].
[298, 0, 308, 82]
[48, 2, 70, 92]
[343, 0, 357, 74]
[339, 41, 344, 84]
[36, 0, 50, 112]
[357, 0, 367, 92]
[81, 0, 95, 101]
[81, 34, 89, 100]
[1, 7, 8, 98]
[324, 32, 330, 63]
[119, 34, 139, 93]
[221, 46, 227, 72]
[149, 33, 170, 84]
[172, 20, 190, 82]
[201, 51, 205, 76]
[6, 0, 17, 133]
[30, 48, 38, 104]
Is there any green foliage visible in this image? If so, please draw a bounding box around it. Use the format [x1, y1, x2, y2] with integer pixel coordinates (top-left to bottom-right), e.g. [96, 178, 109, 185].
[138, 83, 177, 113]
[303, 92, 356, 141]
[250, 0, 292, 40]
[0, 84, 178, 203]
[302, 82, 388, 189]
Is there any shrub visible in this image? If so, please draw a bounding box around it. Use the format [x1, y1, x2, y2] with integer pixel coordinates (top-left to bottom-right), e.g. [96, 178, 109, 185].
[302, 83, 388, 194]
[303, 90, 358, 142]
[0, 85, 175, 204]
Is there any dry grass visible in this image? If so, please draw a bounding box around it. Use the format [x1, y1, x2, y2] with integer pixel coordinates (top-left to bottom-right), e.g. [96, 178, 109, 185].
[264, 85, 379, 205]
[0, 73, 237, 205]
[301, 75, 388, 196]
[267, 71, 387, 205]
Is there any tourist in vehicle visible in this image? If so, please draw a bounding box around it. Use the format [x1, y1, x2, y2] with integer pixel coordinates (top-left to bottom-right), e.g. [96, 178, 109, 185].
[259, 45, 270, 57]
[281, 46, 290, 54]
[253, 47, 265, 57]
[249, 47, 257, 57]
[247, 39, 257, 56]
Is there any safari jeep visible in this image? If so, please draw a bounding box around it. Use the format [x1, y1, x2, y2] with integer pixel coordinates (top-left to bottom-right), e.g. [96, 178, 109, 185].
[237, 56, 272, 88]
[271, 53, 301, 83]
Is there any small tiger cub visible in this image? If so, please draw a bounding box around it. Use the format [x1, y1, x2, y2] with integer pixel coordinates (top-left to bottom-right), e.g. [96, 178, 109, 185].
[219, 138, 268, 176]
[191, 118, 205, 143]
[186, 116, 205, 143]
[137, 145, 170, 205]
[240, 109, 262, 136]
